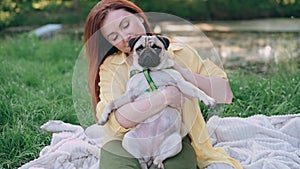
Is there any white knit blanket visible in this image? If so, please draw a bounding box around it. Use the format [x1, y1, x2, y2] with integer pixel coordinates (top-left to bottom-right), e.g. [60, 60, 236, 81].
[19, 121, 105, 169]
[19, 114, 300, 169]
[206, 114, 300, 169]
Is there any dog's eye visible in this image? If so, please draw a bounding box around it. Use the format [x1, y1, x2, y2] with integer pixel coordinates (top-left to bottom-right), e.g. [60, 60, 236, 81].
[152, 44, 161, 50]
[136, 45, 144, 52]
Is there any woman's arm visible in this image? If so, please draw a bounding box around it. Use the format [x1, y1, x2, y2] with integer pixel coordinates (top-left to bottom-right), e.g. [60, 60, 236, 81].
[173, 63, 233, 104]
[115, 86, 183, 128]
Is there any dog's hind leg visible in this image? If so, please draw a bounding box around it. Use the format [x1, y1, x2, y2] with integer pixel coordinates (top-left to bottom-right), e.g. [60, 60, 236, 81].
[122, 133, 153, 167]
[138, 158, 150, 169]
[153, 133, 182, 169]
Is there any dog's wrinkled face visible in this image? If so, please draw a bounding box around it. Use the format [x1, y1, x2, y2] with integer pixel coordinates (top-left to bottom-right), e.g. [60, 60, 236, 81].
[129, 35, 172, 71]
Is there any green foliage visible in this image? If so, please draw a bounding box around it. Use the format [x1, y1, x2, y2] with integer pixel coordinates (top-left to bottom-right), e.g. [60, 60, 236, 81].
[207, 0, 277, 19]
[133, 0, 210, 20]
[1, 0, 300, 31]
[0, 0, 18, 29]
[134, 0, 300, 20]
[206, 0, 300, 19]
[0, 0, 98, 31]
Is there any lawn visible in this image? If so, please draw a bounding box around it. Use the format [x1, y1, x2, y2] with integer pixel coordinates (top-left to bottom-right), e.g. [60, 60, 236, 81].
[0, 34, 299, 168]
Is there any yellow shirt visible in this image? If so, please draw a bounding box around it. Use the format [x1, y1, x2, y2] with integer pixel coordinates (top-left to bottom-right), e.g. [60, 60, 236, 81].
[96, 42, 243, 169]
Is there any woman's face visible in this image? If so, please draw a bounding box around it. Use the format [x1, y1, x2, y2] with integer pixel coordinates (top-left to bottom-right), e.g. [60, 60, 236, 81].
[101, 9, 147, 53]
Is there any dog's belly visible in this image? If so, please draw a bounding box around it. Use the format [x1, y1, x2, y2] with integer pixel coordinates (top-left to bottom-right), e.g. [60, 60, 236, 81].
[122, 69, 186, 159]
[123, 107, 182, 157]
[131, 107, 181, 138]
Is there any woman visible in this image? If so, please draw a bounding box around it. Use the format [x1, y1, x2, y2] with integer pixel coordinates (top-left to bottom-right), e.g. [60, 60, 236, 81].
[84, 0, 242, 169]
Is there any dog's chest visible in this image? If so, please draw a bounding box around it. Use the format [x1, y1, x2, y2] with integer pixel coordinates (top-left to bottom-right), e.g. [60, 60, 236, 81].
[127, 70, 176, 93]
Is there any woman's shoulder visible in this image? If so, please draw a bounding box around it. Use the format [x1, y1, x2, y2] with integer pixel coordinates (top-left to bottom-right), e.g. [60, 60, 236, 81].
[168, 41, 203, 61]
[102, 51, 127, 66]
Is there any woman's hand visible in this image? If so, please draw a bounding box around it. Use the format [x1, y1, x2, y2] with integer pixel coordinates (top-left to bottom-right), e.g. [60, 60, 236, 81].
[162, 86, 185, 110]
[114, 86, 184, 129]
[115, 86, 184, 129]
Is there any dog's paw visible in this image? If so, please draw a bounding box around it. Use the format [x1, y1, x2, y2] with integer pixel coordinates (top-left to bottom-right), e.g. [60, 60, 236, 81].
[138, 158, 150, 169]
[97, 103, 114, 125]
[97, 118, 107, 125]
[202, 96, 216, 108]
[97, 112, 109, 125]
[97, 112, 108, 125]
[140, 163, 148, 169]
[153, 160, 164, 169]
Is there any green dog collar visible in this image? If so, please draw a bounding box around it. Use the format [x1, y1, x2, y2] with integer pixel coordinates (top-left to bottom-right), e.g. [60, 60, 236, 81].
[143, 69, 158, 92]
[130, 68, 158, 92]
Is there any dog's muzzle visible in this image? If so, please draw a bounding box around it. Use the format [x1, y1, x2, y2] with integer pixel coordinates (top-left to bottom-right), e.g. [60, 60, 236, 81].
[138, 47, 161, 68]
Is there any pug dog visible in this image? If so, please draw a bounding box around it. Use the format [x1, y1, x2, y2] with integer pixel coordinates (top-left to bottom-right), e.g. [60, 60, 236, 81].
[98, 35, 216, 169]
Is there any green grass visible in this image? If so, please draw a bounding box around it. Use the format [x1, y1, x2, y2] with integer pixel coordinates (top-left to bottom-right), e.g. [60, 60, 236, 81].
[0, 34, 81, 168]
[0, 34, 299, 168]
[200, 68, 300, 120]
[224, 69, 300, 117]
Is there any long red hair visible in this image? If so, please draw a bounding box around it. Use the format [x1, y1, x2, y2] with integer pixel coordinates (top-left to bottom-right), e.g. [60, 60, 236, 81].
[83, 0, 152, 120]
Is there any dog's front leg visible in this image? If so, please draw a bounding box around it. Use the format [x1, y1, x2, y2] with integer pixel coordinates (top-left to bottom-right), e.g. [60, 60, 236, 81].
[165, 69, 216, 107]
[111, 90, 136, 109]
[176, 80, 216, 107]
[98, 91, 136, 125]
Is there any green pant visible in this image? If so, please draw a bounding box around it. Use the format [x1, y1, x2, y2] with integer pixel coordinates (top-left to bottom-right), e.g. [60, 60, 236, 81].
[100, 137, 197, 169]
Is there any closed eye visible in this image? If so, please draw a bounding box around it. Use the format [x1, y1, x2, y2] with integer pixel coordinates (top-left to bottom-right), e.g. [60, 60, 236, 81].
[108, 33, 118, 42]
[120, 19, 129, 30]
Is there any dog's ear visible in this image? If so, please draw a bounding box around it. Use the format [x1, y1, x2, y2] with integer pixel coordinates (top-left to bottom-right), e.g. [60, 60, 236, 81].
[129, 36, 142, 51]
[156, 35, 170, 50]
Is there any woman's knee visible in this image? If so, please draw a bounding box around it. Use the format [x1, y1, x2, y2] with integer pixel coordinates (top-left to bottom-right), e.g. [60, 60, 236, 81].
[162, 137, 197, 169]
[100, 140, 140, 169]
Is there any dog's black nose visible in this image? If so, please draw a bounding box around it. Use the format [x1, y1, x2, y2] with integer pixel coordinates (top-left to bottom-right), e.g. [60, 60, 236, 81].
[139, 48, 160, 68]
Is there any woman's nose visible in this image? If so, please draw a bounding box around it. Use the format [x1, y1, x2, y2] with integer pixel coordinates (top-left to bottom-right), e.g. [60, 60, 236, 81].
[119, 32, 132, 43]
[125, 35, 133, 43]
